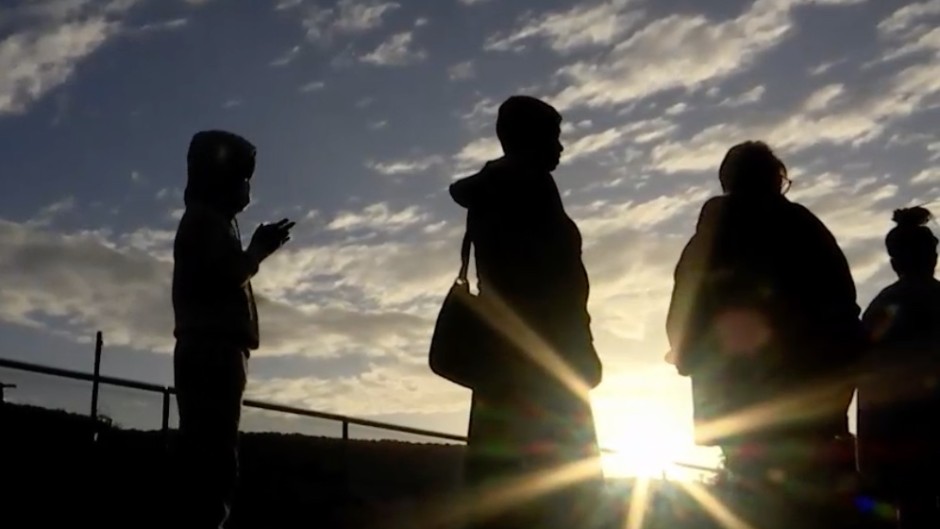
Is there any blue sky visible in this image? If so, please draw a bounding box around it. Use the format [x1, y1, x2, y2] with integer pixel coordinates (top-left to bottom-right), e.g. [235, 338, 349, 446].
[1, 0, 939, 474]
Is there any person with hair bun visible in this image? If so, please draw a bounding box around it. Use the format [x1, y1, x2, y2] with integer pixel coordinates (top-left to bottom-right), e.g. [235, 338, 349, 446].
[858, 206, 940, 529]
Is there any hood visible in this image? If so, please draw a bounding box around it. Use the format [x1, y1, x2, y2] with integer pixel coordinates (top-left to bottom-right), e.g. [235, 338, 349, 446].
[450, 156, 535, 209]
[184, 130, 256, 217]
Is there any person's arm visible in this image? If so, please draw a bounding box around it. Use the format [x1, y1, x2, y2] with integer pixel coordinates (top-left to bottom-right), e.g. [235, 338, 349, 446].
[176, 210, 260, 290]
[666, 198, 723, 374]
[794, 204, 864, 364]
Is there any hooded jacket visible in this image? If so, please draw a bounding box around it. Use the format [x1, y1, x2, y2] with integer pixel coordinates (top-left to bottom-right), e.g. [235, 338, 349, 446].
[449, 157, 600, 387]
[172, 132, 260, 353]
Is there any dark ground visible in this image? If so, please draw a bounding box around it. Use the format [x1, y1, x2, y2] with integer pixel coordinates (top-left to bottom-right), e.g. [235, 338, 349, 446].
[0, 404, 896, 529]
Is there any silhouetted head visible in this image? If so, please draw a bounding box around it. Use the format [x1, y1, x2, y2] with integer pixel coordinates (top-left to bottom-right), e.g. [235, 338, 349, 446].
[185, 130, 256, 217]
[718, 141, 790, 197]
[887, 206, 938, 279]
[496, 95, 563, 172]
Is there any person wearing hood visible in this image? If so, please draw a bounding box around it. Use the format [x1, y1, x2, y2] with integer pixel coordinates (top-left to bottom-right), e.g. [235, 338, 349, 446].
[449, 96, 604, 529]
[858, 207, 940, 529]
[172, 130, 293, 528]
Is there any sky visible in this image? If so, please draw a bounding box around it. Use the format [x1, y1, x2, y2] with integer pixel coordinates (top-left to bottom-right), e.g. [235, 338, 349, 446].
[0, 0, 939, 476]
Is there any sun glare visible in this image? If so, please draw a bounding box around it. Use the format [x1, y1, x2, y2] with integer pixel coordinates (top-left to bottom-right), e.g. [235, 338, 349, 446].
[600, 411, 691, 479]
[602, 436, 682, 478]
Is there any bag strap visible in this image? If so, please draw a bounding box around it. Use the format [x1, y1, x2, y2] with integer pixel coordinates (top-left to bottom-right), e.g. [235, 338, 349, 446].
[457, 214, 472, 283]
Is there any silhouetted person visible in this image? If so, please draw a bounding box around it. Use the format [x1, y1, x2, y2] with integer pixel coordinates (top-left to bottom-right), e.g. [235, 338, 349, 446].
[449, 96, 604, 529]
[858, 207, 940, 529]
[172, 130, 293, 528]
[666, 142, 861, 505]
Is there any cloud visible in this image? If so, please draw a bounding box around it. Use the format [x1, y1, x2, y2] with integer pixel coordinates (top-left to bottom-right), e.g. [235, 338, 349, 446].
[334, 0, 400, 32]
[458, 0, 491, 5]
[877, 4, 940, 62]
[484, 0, 645, 54]
[551, 0, 862, 111]
[270, 45, 301, 67]
[275, 0, 304, 10]
[458, 97, 499, 130]
[448, 60, 475, 81]
[664, 102, 688, 116]
[649, 36, 940, 174]
[301, 0, 400, 43]
[0, 215, 457, 367]
[360, 31, 426, 66]
[0, 219, 175, 349]
[877, 0, 940, 38]
[326, 203, 430, 232]
[0, 4, 127, 115]
[566, 128, 626, 162]
[802, 83, 845, 112]
[912, 167, 940, 186]
[718, 85, 765, 107]
[367, 119, 388, 130]
[453, 137, 502, 172]
[366, 155, 444, 175]
[29, 196, 77, 227]
[298, 80, 325, 93]
[808, 59, 843, 76]
[134, 17, 188, 33]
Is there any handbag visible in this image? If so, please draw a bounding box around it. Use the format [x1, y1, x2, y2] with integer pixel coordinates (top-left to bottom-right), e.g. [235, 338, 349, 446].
[428, 220, 504, 390]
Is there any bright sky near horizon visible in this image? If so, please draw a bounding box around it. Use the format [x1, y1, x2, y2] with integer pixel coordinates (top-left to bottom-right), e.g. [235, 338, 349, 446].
[0, 0, 938, 477]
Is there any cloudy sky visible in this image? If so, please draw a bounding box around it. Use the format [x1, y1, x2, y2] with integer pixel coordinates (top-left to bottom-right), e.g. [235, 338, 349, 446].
[1, 0, 939, 474]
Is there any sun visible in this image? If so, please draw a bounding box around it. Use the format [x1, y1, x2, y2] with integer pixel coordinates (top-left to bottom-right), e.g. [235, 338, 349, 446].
[601, 434, 683, 478]
[596, 407, 705, 480]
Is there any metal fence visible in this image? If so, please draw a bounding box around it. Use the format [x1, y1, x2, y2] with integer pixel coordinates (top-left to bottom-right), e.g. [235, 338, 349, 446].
[0, 355, 466, 445]
[0, 331, 718, 476]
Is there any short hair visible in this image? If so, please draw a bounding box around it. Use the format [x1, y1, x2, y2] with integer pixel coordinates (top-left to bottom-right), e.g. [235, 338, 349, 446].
[718, 141, 788, 196]
[495, 95, 561, 152]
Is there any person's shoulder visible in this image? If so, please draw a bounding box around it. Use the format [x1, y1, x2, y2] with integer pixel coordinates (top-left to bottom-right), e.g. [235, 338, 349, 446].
[175, 205, 229, 241]
[694, 195, 726, 231]
[866, 280, 906, 309]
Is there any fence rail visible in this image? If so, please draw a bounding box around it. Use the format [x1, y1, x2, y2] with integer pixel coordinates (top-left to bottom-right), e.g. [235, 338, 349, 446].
[0, 356, 466, 444]
[0, 354, 718, 475]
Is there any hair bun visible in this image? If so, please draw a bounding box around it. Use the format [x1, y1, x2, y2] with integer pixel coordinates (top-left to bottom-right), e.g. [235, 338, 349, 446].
[892, 206, 933, 228]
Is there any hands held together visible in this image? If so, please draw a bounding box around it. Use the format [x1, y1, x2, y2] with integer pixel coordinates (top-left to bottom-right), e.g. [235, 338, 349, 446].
[248, 219, 296, 263]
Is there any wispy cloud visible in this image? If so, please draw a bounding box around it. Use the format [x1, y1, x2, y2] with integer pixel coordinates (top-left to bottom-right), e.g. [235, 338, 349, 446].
[485, 0, 644, 53]
[327, 202, 429, 232]
[453, 137, 502, 172]
[275, 0, 303, 10]
[448, 60, 476, 81]
[360, 31, 426, 66]
[0, 15, 118, 114]
[270, 45, 301, 67]
[718, 85, 765, 107]
[298, 80, 326, 93]
[550, 0, 858, 110]
[366, 155, 444, 175]
[301, 0, 400, 43]
[134, 17, 188, 33]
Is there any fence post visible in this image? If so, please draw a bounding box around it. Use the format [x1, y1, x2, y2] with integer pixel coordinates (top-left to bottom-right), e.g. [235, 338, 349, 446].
[342, 420, 349, 441]
[90, 331, 103, 440]
[162, 388, 171, 435]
